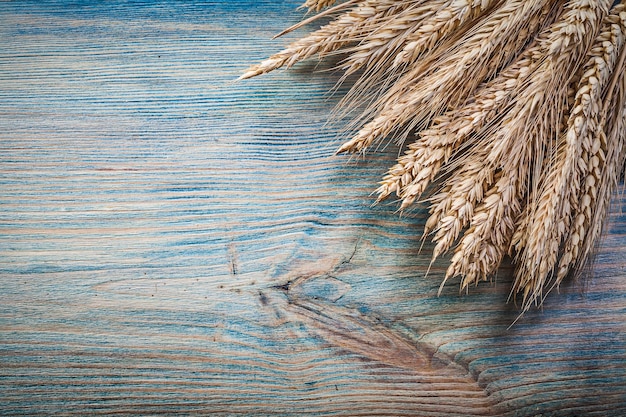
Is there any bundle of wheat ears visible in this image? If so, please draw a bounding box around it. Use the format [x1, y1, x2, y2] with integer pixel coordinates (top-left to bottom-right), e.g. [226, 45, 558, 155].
[241, 0, 626, 312]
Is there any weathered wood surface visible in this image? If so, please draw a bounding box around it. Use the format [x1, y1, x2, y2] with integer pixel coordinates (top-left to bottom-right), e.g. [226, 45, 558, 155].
[0, 1, 624, 416]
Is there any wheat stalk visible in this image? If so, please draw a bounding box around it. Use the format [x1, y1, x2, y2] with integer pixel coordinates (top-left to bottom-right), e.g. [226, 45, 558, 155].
[242, 0, 626, 316]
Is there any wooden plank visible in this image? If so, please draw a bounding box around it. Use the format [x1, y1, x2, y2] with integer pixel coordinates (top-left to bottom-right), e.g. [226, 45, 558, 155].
[0, 1, 624, 415]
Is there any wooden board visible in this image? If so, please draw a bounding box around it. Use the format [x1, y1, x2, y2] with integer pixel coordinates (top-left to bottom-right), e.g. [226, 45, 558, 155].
[1, 1, 624, 415]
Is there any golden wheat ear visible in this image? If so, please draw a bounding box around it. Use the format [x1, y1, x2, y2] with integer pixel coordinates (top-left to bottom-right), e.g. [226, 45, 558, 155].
[300, 0, 340, 13]
[242, 0, 626, 315]
[239, 0, 405, 80]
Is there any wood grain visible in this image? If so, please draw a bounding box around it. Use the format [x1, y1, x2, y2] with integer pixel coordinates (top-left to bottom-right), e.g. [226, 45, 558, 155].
[0, 1, 624, 416]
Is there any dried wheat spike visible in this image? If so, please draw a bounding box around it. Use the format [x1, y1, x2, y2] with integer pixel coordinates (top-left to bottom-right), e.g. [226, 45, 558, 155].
[557, 7, 626, 285]
[510, 0, 617, 310]
[509, 69, 582, 259]
[582, 72, 626, 266]
[393, 0, 503, 68]
[426, 137, 499, 260]
[301, 0, 339, 12]
[424, 84, 540, 263]
[442, 165, 523, 294]
[239, 0, 404, 80]
[539, 5, 626, 291]
[427, 0, 613, 307]
[336, 0, 555, 154]
[339, 0, 451, 77]
[422, 1, 562, 258]
[556, 75, 625, 300]
[375, 47, 539, 208]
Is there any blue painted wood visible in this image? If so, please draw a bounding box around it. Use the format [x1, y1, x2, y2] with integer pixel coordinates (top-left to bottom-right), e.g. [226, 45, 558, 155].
[1, 1, 625, 416]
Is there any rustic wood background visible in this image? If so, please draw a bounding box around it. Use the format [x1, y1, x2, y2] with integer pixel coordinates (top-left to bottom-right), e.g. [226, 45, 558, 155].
[1, 1, 625, 416]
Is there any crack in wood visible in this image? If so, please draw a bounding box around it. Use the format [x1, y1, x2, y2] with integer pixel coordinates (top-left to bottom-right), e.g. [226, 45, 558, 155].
[255, 240, 496, 413]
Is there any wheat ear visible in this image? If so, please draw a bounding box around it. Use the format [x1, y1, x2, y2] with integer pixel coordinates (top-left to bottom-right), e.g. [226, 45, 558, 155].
[427, 0, 613, 301]
[375, 45, 541, 208]
[301, 0, 339, 12]
[557, 6, 626, 285]
[426, 99, 534, 260]
[375, 0, 562, 207]
[338, 0, 453, 78]
[420, 0, 566, 256]
[336, 0, 555, 154]
[392, 0, 504, 68]
[526, 5, 626, 295]
[243, 0, 626, 314]
[580, 69, 626, 272]
[510, 0, 615, 310]
[239, 0, 404, 80]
